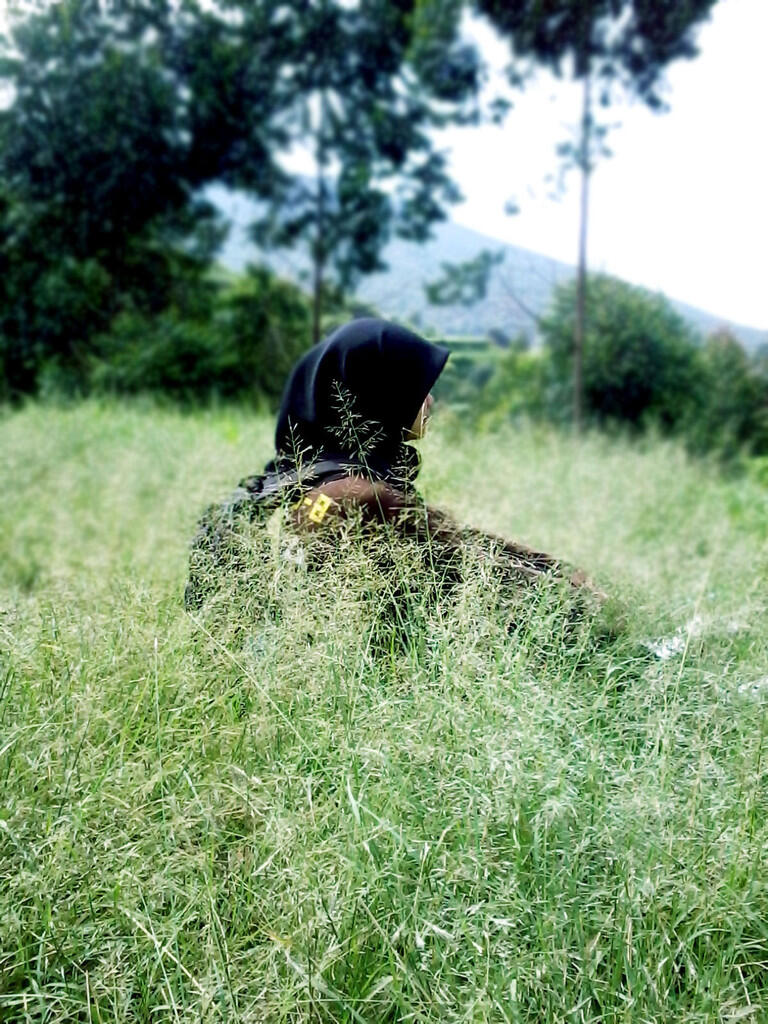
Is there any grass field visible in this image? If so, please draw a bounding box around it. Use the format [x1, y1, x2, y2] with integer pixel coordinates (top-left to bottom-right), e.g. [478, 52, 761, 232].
[1, 401, 768, 1022]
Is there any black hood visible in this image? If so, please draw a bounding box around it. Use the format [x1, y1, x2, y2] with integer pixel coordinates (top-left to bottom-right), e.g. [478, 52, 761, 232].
[270, 318, 449, 481]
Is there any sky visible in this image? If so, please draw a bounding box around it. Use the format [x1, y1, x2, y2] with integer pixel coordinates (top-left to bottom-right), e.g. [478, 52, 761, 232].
[441, 0, 768, 329]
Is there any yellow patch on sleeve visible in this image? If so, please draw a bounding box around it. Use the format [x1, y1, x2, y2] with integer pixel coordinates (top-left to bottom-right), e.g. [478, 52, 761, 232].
[294, 492, 336, 523]
[307, 493, 334, 523]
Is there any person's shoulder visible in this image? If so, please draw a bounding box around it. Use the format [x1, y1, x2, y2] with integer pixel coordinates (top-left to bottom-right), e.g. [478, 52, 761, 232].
[293, 474, 415, 528]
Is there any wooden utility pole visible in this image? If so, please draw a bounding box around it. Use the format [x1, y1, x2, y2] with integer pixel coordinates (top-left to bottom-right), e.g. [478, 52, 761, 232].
[573, 70, 591, 433]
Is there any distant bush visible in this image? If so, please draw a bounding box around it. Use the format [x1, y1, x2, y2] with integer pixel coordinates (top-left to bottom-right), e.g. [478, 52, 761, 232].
[89, 308, 229, 400]
[0, 250, 117, 400]
[433, 339, 504, 410]
[685, 330, 768, 459]
[88, 266, 311, 405]
[476, 275, 768, 463]
[541, 274, 701, 431]
[215, 266, 312, 405]
[471, 345, 548, 428]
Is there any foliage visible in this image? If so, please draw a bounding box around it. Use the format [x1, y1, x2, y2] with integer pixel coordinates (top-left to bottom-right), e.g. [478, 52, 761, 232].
[0, 0, 291, 228]
[216, 266, 313, 405]
[425, 248, 505, 307]
[2, 403, 768, 1018]
[0, 0, 483, 391]
[244, 0, 482, 337]
[685, 329, 768, 459]
[0, 0, 326, 401]
[474, 0, 718, 106]
[90, 267, 311, 405]
[0, 1, 236, 394]
[430, 337, 505, 410]
[474, 277, 768, 462]
[3, 6, 189, 255]
[88, 309, 225, 402]
[540, 274, 701, 430]
[472, 344, 549, 426]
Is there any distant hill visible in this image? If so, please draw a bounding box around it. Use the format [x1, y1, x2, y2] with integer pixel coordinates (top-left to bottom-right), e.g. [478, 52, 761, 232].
[209, 184, 767, 352]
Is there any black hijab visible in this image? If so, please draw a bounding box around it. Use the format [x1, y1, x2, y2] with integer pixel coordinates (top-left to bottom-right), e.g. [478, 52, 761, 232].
[265, 318, 449, 487]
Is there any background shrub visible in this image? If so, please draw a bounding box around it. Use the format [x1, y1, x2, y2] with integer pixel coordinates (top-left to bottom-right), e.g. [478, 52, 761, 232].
[685, 329, 768, 459]
[540, 274, 702, 431]
[89, 266, 311, 405]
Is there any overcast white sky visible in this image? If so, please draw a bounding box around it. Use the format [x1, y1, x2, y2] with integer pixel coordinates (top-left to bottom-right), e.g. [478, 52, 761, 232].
[443, 0, 768, 328]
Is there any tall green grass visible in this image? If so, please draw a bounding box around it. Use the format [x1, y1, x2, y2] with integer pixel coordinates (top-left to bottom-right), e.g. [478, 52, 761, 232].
[1, 401, 767, 1022]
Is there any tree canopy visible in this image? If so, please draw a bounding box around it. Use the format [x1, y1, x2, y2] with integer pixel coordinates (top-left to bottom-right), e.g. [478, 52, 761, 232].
[474, 0, 718, 105]
[244, 0, 482, 339]
[0, 0, 485, 393]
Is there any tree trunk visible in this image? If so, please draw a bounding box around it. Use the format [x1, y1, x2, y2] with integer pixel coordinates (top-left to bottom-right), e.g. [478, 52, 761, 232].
[312, 91, 328, 345]
[573, 71, 591, 433]
[311, 209, 325, 344]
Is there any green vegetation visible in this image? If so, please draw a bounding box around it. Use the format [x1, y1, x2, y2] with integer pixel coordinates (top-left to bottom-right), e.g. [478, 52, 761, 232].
[478, 275, 768, 460]
[2, 402, 768, 1020]
[0, 0, 481, 391]
[89, 267, 313, 406]
[541, 275, 702, 430]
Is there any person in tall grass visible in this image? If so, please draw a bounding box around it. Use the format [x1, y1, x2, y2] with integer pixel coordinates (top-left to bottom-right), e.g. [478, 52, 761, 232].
[185, 317, 592, 612]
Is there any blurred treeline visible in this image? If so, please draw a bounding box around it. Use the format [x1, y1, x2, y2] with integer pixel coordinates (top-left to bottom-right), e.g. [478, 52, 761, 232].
[1, 0, 765, 461]
[446, 276, 768, 462]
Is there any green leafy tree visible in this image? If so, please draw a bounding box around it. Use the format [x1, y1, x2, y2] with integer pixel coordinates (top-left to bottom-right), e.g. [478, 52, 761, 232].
[244, 0, 482, 340]
[0, 0, 297, 394]
[0, 2, 227, 392]
[540, 274, 701, 430]
[0, 0, 482, 396]
[474, 0, 719, 430]
[1, 0, 293, 248]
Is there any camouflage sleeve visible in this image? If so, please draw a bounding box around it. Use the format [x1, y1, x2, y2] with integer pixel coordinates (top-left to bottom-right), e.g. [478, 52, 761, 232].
[284, 474, 600, 598]
[392, 498, 596, 592]
[184, 487, 261, 610]
[290, 477, 561, 584]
